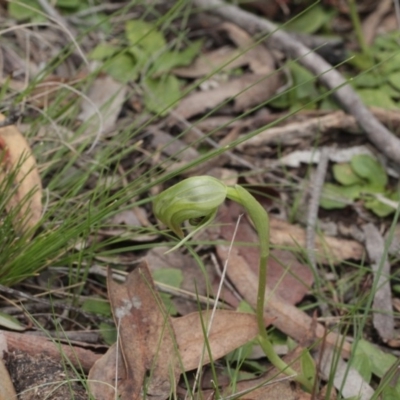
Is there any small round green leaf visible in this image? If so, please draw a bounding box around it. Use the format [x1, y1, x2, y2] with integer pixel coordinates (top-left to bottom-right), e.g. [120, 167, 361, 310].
[350, 154, 388, 188]
[333, 163, 364, 186]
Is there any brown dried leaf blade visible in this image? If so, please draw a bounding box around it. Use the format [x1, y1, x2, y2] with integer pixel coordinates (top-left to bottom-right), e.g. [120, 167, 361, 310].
[174, 310, 258, 371]
[0, 114, 42, 234]
[89, 261, 180, 400]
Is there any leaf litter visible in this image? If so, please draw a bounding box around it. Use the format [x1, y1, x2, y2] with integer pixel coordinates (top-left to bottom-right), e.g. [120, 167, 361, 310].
[3, 1, 400, 399]
[89, 260, 260, 399]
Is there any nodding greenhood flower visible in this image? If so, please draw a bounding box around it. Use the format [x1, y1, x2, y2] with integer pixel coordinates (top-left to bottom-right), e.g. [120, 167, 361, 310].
[153, 175, 313, 391]
[153, 176, 228, 243]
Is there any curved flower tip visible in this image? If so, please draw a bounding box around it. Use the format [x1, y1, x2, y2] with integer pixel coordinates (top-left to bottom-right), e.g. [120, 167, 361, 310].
[153, 175, 228, 239]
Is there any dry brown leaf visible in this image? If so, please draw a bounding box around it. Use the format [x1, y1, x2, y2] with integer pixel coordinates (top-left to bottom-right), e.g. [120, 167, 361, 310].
[79, 75, 126, 134]
[174, 310, 258, 371]
[174, 73, 282, 119]
[218, 202, 314, 305]
[174, 22, 275, 78]
[0, 357, 17, 400]
[217, 245, 351, 358]
[0, 114, 42, 234]
[218, 22, 275, 74]
[111, 261, 180, 400]
[173, 46, 249, 78]
[88, 343, 122, 400]
[269, 217, 364, 264]
[89, 262, 261, 399]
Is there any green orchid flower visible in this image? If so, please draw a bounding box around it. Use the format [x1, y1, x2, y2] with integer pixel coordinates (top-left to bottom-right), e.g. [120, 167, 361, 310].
[153, 175, 312, 390]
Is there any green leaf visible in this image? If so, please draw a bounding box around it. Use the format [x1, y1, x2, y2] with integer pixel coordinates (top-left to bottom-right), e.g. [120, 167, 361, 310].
[300, 350, 316, 388]
[237, 300, 255, 314]
[374, 32, 400, 51]
[353, 339, 400, 394]
[347, 52, 375, 71]
[8, 0, 45, 22]
[363, 191, 398, 217]
[320, 183, 361, 209]
[150, 40, 203, 76]
[152, 268, 183, 316]
[353, 71, 385, 88]
[350, 351, 372, 383]
[56, 0, 79, 9]
[289, 62, 319, 101]
[125, 20, 166, 55]
[158, 292, 178, 316]
[143, 75, 181, 115]
[356, 88, 398, 109]
[284, 4, 335, 34]
[382, 387, 400, 400]
[0, 312, 24, 331]
[90, 43, 119, 61]
[350, 154, 388, 188]
[82, 298, 112, 316]
[333, 163, 364, 186]
[99, 322, 117, 345]
[104, 53, 138, 83]
[153, 268, 183, 288]
[388, 71, 400, 91]
[354, 339, 397, 379]
[380, 52, 400, 74]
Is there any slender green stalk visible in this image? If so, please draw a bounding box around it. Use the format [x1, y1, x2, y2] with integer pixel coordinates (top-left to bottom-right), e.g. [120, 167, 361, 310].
[348, 0, 369, 56]
[153, 176, 312, 391]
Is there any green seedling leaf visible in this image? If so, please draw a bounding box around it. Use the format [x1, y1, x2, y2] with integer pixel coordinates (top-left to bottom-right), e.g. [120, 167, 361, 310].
[82, 298, 112, 316]
[363, 191, 398, 217]
[333, 163, 364, 186]
[320, 183, 361, 209]
[354, 339, 399, 383]
[0, 312, 24, 331]
[104, 53, 138, 83]
[158, 292, 178, 316]
[300, 350, 316, 388]
[56, 0, 79, 9]
[351, 154, 388, 188]
[153, 268, 183, 288]
[380, 52, 400, 75]
[99, 322, 117, 345]
[350, 350, 372, 383]
[284, 4, 335, 34]
[382, 387, 400, 400]
[89, 43, 118, 61]
[125, 20, 166, 55]
[348, 52, 375, 70]
[388, 71, 400, 91]
[353, 71, 385, 88]
[153, 268, 182, 317]
[374, 32, 400, 51]
[9, 0, 45, 22]
[144, 75, 181, 115]
[237, 300, 255, 314]
[356, 88, 397, 109]
[289, 62, 319, 101]
[150, 40, 203, 76]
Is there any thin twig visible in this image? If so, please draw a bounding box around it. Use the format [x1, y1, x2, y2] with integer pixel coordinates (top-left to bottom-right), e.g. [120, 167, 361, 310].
[193, 0, 400, 163]
[306, 147, 330, 273]
[0, 284, 113, 324]
[305, 147, 331, 316]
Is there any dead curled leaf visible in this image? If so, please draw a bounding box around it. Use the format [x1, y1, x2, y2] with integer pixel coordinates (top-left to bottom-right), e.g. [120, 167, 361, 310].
[89, 260, 259, 399]
[0, 114, 42, 234]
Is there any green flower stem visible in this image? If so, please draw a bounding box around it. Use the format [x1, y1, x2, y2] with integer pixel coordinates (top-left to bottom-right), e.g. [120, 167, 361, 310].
[153, 176, 312, 391]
